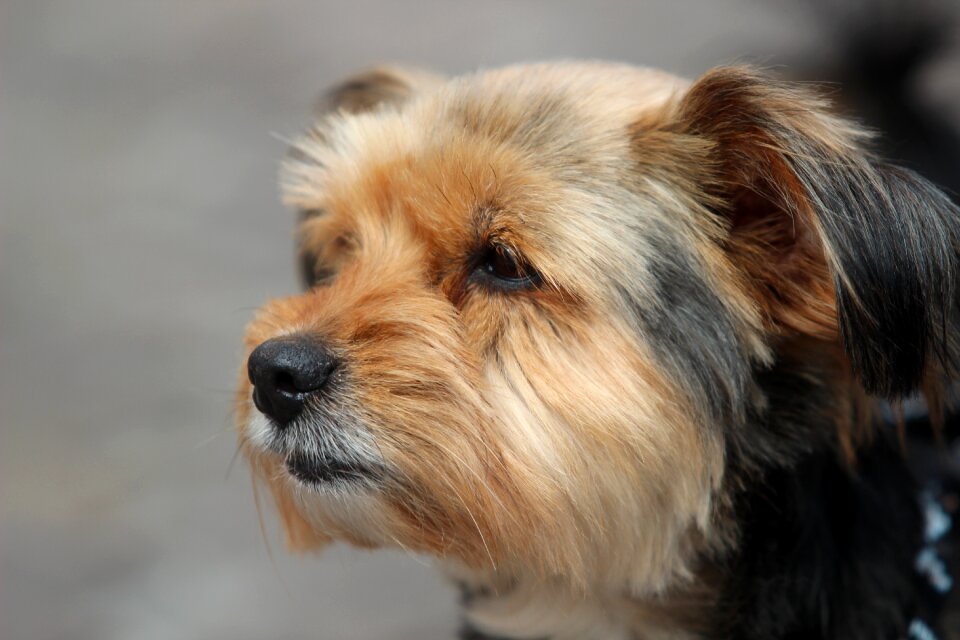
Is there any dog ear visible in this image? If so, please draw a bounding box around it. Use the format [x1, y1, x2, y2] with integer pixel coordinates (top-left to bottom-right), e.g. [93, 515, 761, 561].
[676, 66, 960, 397]
[315, 65, 444, 116]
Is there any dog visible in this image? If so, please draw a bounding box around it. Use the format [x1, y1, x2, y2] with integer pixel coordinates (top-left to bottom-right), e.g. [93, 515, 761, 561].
[236, 62, 960, 639]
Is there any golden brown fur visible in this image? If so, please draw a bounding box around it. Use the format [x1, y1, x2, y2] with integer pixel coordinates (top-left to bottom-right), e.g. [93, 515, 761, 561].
[236, 62, 960, 639]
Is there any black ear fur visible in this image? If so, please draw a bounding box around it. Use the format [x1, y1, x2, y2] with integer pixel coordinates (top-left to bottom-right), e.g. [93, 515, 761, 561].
[809, 162, 960, 397]
[680, 67, 960, 397]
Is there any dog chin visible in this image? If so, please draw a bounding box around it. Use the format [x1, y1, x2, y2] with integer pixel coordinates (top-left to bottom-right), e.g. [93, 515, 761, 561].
[244, 412, 380, 493]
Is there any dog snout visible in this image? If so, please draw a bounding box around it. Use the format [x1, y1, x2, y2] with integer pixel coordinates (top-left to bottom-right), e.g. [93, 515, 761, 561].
[247, 335, 338, 425]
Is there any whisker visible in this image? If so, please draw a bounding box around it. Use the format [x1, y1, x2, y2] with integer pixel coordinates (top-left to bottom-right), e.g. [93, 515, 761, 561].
[250, 475, 294, 598]
[442, 477, 497, 572]
[225, 442, 243, 480]
[423, 436, 520, 530]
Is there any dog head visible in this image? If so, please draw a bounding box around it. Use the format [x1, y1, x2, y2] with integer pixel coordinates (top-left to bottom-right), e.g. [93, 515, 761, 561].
[237, 62, 959, 593]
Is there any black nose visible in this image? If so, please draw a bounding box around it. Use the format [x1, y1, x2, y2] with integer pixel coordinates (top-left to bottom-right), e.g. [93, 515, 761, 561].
[247, 336, 337, 425]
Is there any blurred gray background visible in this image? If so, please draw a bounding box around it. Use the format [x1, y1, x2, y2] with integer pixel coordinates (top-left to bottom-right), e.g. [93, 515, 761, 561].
[2, 2, 959, 639]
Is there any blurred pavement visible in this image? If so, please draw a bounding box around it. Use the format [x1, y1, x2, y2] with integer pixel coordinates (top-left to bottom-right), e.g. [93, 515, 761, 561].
[2, 2, 957, 639]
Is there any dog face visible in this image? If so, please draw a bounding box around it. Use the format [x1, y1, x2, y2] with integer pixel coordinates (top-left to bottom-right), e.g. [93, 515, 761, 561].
[237, 62, 959, 593]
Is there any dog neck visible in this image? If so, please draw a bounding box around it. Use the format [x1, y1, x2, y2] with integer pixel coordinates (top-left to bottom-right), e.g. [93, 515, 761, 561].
[448, 564, 707, 640]
[716, 433, 930, 639]
[451, 438, 934, 640]
[449, 354, 951, 640]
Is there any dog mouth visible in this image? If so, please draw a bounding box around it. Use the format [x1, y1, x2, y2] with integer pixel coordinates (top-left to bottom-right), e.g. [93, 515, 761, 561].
[285, 452, 377, 486]
[244, 408, 384, 488]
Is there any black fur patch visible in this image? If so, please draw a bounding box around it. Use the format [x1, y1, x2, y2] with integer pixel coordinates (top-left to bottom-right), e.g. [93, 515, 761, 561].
[792, 161, 960, 397]
[727, 350, 840, 474]
[458, 626, 525, 640]
[616, 235, 753, 427]
[719, 432, 924, 639]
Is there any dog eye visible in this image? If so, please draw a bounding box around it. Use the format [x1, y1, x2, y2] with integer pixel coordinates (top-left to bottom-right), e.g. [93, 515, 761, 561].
[475, 245, 540, 290]
[487, 247, 522, 279]
[299, 251, 337, 290]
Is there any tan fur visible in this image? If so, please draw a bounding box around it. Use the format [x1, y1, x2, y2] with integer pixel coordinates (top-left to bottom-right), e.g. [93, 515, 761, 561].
[236, 62, 924, 637]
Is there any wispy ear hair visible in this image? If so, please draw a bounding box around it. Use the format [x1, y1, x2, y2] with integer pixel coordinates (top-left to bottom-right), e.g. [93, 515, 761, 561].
[677, 67, 960, 397]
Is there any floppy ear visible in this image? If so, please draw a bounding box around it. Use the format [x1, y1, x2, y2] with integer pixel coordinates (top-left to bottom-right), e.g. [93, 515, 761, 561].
[315, 65, 444, 116]
[676, 67, 960, 397]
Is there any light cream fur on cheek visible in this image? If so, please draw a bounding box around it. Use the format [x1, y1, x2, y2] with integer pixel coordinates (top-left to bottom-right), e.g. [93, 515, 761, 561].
[244, 412, 276, 452]
[291, 485, 399, 548]
[242, 390, 398, 548]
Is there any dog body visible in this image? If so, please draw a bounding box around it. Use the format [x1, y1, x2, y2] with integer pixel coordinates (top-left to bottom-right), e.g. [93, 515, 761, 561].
[237, 62, 959, 639]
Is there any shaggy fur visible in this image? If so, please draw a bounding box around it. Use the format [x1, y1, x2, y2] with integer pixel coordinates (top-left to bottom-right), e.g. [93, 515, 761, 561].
[236, 62, 960, 639]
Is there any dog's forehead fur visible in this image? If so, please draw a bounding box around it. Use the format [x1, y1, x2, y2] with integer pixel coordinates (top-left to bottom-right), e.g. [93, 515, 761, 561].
[283, 63, 693, 275]
[286, 62, 687, 185]
[282, 62, 754, 368]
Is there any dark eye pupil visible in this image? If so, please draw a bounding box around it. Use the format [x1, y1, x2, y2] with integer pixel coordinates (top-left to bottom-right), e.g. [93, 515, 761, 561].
[474, 244, 540, 290]
[487, 247, 522, 280]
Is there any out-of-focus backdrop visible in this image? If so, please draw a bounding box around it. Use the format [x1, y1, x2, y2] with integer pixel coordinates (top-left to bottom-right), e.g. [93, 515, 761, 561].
[2, 2, 959, 639]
